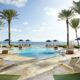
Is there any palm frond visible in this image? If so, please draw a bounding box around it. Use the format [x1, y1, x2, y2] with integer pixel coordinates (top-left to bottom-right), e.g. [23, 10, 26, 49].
[58, 9, 74, 20]
[73, 1, 80, 14]
[1, 9, 18, 21]
[70, 18, 80, 29]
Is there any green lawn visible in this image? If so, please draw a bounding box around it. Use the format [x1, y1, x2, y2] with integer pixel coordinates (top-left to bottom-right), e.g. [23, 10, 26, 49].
[0, 74, 20, 80]
[54, 73, 80, 80]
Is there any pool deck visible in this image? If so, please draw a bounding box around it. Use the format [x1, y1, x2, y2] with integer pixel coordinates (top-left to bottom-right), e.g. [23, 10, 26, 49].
[0, 48, 80, 80]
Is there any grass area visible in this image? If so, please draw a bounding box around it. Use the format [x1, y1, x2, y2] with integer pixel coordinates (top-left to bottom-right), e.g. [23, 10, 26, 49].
[74, 46, 80, 49]
[54, 73, 80, 80]
[58, 45, 66, 48]
[0, 74, 20, 80]
[58, 45, 80, 49]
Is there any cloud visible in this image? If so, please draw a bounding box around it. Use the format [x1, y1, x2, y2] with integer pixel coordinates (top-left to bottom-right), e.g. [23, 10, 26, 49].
[5, 27, 22, 32]
[11, 28, 22, 32]
[32, 27, 45, 32]
[0, 0, 28, 7]
[44, 7, 59, 17]
[23, 21, 28, 25]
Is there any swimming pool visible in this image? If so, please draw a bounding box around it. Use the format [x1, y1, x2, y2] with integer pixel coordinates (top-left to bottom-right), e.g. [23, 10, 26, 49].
[12, 48, 59, 59]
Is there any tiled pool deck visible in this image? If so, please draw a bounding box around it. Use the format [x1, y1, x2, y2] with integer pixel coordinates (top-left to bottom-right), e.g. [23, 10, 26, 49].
[0, 48, 80, 80]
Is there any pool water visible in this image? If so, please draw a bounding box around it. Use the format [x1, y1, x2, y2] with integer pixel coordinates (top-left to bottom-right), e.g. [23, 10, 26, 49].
[14, 48, 59, 59]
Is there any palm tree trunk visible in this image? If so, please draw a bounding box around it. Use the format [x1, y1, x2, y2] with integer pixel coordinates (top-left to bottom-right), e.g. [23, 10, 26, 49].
[8, 20, 11, 46]
[75, 29, 79, 46]
[66, 19, 69, 48]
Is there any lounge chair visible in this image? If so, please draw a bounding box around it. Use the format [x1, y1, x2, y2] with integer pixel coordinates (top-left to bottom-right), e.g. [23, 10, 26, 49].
[69, 57, 80, 66]
[72, 59, 80, 72]
[59, 57, 80, 67]
[58, 57, 80, 73]
[53, 63, 74, 74]
[75, 59, 80, 68]
[48, 58, 76, 79]
[0, 58, 16, 71]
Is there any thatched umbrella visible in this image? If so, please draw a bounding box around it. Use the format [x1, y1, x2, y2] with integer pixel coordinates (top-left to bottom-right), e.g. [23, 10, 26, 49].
[53, 40, 58, 42]
[53, 40, 59, 50]
[25, 39, 31, 47]
[18, 39, 24, 45]
[4, 39, 9, 41]
[46, 40, 51, 42]
[26, 39, 30, 42]
[3, 39, 9, 47]
[46, 40, 52, 47]
[18, 39, 23, 42]
[53, 40, 58, 44]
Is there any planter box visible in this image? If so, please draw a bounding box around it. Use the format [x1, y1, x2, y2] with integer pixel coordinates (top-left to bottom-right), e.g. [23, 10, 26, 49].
[66, 50, 74, 54]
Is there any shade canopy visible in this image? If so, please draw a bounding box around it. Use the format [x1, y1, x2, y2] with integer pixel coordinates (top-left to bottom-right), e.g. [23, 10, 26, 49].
[4, 39, 9, 41]
[18, 39, 23, 41]
[46, 40, 51, 42]
[53, 40, 58, 42]
[26, 39, 30, 41]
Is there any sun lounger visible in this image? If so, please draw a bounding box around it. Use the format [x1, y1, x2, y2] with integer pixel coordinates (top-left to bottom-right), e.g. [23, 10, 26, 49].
[53, 63, 74, 74]
[69, 57, 80, 66]
[72, 59, 80, 72]
[58, 57, 80, 73]
[0, 58, 16, 71]
[0, 63, 16, 71]
[59, 57, 80, 66]
[75, 60, 80, 68]
[68, 57, 80, 72]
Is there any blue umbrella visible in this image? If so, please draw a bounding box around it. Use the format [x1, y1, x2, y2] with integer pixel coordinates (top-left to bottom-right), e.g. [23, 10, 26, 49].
[75, 37, 80, 40]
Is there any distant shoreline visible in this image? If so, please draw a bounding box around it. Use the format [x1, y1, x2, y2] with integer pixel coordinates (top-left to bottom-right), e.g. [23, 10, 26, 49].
[0, 41, 66, 44]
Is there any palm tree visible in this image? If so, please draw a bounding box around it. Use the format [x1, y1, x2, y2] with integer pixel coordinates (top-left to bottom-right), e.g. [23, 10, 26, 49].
[73, 1, 80, 14]
[0, 13, 4, 28]
[0, 18, 3, 27]
[58, 9, 74, 48]
[70, 18, 80, 46]
[0, 9, 17, 46]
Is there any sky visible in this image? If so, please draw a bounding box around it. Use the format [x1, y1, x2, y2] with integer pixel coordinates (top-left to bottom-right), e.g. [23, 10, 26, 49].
[0, 0, 80, 42]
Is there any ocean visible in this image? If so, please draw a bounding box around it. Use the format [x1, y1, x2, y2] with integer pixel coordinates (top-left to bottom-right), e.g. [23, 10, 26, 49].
[0, 41, 67, 47]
